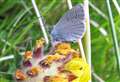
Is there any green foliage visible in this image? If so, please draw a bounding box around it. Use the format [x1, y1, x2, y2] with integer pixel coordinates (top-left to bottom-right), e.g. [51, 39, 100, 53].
[0, 0, 120, 82]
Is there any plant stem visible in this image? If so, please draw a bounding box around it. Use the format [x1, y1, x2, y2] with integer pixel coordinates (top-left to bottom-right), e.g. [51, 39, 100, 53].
[0, 52, 24, 62]
[31, 0, 49, 45]
[92, 72, 105, 82]
[112, 0, 120, 15]
[106, 0, 120, 72]
[90, 20, 108, 36]
[89, 1, 108, 20]
[78, 39, 86, 62]
[84, 0, 92, 82]
[67, 0, 72, 9]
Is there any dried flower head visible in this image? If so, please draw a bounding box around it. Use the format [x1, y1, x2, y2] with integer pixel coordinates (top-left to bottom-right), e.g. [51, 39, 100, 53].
[14, 38, 90, 82]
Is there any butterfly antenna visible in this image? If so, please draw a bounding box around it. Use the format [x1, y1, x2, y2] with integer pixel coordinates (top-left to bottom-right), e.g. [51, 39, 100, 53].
[31, 0, 49, 45]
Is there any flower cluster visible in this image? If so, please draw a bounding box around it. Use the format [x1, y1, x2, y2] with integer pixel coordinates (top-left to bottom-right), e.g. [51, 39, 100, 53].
[14, 38, 90, 82]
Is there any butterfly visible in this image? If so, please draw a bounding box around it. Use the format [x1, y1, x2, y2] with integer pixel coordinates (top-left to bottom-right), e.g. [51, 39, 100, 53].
[51, 4, 86, 42]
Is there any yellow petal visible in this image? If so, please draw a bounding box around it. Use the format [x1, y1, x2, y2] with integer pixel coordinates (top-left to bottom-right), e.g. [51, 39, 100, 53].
[64, 58, 90, 82]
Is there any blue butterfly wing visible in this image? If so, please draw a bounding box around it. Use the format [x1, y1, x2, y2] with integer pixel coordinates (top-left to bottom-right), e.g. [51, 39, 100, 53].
[51, 4, 86, 42]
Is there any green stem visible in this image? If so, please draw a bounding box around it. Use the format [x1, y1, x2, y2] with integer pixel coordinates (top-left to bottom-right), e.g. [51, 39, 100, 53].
[106, 0, 120, 72]
[84, 0, 92, 82]
[112, 0, 120, 15]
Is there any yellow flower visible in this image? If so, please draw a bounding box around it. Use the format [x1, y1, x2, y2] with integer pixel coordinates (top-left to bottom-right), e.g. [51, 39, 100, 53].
[64, 58, 90, 82]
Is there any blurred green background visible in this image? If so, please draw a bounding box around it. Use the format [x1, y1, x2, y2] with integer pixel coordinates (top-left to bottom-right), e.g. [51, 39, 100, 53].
[0, 0, 120, 82]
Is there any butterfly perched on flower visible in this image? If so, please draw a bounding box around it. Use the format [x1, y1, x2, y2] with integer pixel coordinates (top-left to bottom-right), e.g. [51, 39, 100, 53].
[14, 4, 90, 82]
